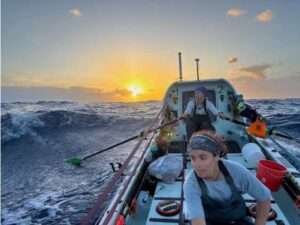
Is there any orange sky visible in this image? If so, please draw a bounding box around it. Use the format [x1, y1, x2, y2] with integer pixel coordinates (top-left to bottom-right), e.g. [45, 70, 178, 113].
[3, 1, 300, 102]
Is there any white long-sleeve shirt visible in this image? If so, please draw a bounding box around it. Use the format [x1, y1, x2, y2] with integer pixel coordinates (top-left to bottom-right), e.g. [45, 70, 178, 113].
[184, 99, 219, 116]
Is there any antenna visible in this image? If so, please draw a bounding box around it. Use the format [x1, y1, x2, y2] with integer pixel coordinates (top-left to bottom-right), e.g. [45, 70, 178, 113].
[195, 58, 200, 80]
[178, 52, 183, 81]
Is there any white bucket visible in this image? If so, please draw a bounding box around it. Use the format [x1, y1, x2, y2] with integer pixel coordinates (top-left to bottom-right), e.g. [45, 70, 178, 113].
[242, 143, 265, 168]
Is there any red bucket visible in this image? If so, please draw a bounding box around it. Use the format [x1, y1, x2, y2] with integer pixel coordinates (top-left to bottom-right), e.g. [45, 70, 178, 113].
[256, 160, 287, 192]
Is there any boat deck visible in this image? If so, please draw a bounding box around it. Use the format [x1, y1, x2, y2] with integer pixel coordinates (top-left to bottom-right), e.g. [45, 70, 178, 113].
[144, 153, 292, 225]
[95, 80, 300, 225]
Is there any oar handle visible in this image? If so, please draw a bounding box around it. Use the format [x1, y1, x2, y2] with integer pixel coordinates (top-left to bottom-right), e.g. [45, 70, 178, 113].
[269, 129, 294, 140]
[149, 118, 182, 133]
[221, 116, 297, 143]
[81, 118, 182, 162]
[82, 135, 139, 161]
[222, 116, 248, 126]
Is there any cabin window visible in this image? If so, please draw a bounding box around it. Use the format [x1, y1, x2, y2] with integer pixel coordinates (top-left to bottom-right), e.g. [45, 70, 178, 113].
[182, 90, 216, 113]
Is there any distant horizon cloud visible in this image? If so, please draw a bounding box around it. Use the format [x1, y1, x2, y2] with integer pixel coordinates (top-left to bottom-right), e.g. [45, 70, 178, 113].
[256, 9, 273, 23]
[229, 64, 272, 80]
[2, 72, 72, 87]
[239, 64, 271, 79]
[227, 8, 247, 17]
[228, 57, 238, 64]
[229, 75, 300, 99]
[2, 76, 300, 102]
[2, 86, 133, 102]
[69, 8, 82, 17]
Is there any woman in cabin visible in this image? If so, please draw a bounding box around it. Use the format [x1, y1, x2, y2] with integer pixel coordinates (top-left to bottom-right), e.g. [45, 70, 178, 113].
[184, 131, 271, 225]
[181, 87, 225, 141]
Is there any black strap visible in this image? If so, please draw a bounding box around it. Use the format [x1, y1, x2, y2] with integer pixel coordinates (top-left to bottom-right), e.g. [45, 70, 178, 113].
[218, 161, 233, 183]
[193, 99, 196, 116]
[218, 161, 240, 193]
[193, 98, 208, 116]
[194, 170, 209, 196]
[194, 161, 236, 196]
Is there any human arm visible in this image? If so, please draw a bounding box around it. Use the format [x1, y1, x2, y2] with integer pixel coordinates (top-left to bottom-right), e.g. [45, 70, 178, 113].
[226, 161, 271, 225]
[255, 199, 271, 225]
[206, 100, 225, 118]
[180, 101, 194, 119]
[217, 112, 225, 119]
[180, 112, 189, 119]
[192, 219, 206, 225]
[183, 173, 206, 222]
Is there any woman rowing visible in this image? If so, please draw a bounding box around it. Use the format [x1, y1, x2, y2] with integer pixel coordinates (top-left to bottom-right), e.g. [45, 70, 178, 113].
[184, 131, 271, 225]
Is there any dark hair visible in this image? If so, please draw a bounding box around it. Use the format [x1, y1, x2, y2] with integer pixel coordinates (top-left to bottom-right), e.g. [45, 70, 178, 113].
[195, 86, 207, 96]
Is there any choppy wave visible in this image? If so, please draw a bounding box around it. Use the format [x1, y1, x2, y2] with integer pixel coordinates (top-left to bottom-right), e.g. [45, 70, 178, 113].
[248, 99, 300, 141]
[266, 113, 300, 137]
[1, 101, 160, 144]
[1, 99, 300, 225]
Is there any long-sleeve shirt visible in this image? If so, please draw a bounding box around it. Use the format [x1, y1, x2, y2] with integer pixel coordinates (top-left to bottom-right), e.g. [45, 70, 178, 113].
[184, 99, 219, 116]
[184, 159, 271, 221]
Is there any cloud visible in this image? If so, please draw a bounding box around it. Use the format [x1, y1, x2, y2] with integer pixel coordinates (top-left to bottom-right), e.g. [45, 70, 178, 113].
[229, 64, 271, 80]
[2, 72, 71, 87]
[1, 86, 135, 102]
[227, 8, 247, 17]
[68, 86, 132, 100]
[239, 64, 271, 79]
[69, 8, 82, 17]
[3, 76, 300, 102]
[256, 10, 272, 23]
[228, 57, 238, 64]
[113, 88, 132, 97]
[229, 76, 300, 99]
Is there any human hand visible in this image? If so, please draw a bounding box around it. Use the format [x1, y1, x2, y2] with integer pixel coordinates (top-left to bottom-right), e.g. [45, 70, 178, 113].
[179, 114, 186, 120]
[140, 128, 151, 139]
[218, 112, 226, 119]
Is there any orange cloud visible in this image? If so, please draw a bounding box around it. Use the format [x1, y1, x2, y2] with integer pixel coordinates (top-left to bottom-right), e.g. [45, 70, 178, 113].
[228, 57, 238, 64]
[69, 8, 82, 17]
[2, 85, 161, 102]
[256, 10, 273, 23]
[227, 8, 246, 17]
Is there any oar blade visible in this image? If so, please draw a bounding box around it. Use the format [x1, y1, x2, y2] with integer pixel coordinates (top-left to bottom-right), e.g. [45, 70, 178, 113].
[65, 157, 82, 167]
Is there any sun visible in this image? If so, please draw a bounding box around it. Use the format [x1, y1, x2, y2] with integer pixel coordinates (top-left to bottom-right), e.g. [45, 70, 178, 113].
[128, 85, 142, 97]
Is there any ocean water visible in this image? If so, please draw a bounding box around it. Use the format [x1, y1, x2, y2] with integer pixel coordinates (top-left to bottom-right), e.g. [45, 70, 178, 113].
[1, 99, 300, 225]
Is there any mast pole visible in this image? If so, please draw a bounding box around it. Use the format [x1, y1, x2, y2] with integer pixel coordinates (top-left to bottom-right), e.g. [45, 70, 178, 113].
[178, 52, 183, 81]
[195, 58, 200, 80]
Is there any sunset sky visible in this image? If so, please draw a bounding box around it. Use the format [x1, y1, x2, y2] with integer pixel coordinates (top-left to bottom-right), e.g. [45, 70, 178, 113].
[2, 0, 300, 102]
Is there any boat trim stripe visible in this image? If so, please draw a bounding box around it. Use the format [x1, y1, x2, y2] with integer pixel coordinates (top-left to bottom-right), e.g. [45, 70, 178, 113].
[149, 218, 180, 223]
[154, 197, 183, 201]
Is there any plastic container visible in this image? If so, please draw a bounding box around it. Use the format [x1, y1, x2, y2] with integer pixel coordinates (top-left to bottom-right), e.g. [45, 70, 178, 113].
[134, 191, 152, 222]
[242, 143, 265, 168]
[256, 160, 287, 192]
[138, 191, 150, 205]
[148, 155, 183, 183]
